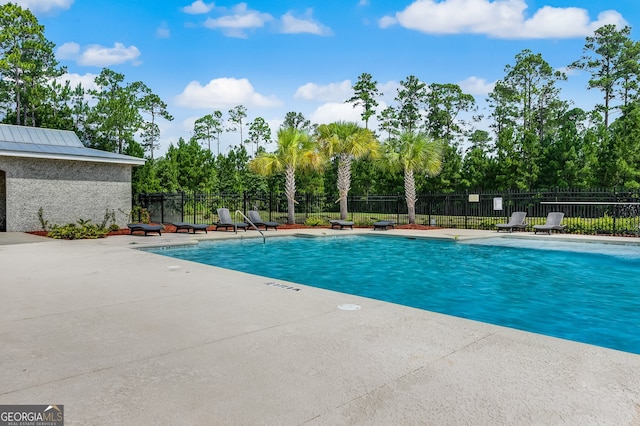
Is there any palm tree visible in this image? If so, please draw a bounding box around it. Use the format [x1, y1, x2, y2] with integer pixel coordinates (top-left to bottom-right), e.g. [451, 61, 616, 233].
[249, 127, 322, 224]
[380, 131, 442, 224]
[316, 121, 379, 220]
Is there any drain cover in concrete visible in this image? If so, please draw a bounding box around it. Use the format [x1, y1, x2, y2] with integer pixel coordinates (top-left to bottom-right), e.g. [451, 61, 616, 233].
[338, 304, 361, 311]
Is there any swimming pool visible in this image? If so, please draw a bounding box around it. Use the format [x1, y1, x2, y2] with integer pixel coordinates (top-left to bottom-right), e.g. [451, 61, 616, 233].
[144, 235, 640, 354]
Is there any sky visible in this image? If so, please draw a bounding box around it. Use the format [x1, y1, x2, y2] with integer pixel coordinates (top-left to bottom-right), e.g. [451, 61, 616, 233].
[8, 0, 640, 157]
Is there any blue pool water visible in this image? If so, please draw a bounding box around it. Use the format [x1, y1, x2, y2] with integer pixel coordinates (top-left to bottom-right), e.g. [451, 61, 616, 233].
[144, 235, 640, 354]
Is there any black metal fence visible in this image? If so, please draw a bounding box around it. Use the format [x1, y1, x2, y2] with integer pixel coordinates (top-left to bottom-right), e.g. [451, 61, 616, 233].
[133, 188, 640, 236]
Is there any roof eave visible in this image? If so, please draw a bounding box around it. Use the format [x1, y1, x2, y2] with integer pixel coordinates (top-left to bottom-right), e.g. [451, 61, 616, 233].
[0, 150, 146, 166]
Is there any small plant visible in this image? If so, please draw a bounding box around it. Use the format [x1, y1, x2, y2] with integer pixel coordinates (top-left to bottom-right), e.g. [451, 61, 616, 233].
[478, 219, 499, 230]
[47, 219, 109, 240]
[76, 218, 91, 226]
[131, 206, 150, 224]
[100, 209, 119, 231]
[37, 207, 49, 231]
[304, 217, 328, 227]
[355, 218, 374, 226]
[48, 223, 82, 240]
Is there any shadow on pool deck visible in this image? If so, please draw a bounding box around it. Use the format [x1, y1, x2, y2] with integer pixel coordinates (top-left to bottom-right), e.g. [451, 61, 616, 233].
[1, 228, 639, 424]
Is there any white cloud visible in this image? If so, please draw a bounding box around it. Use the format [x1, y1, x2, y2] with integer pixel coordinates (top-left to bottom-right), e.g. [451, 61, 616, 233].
[264, 118, 281, 137]
[182, 116, 199, 134]
[458, 76, 495, 95]
[175, 77, 282, 109]
[57, 42, 140, 67]
[280, 9, 332, 36]
[203, 3, 273, 38]
[77, 43, 141, 67]
[587, 10, 628, 34]
[378, 80, 400, 102]
[55, 42, 80, 60]
[156, 22, 170, 39]
[294, 80, 352, 102]
[380, 0, 628, 39]
[3, 0, 73, 13]
[55, 72, 99, 92]
[54, 72, 99, 106]
[309, 102, 363, 125]
[556, 66, 579, 77]
[182, 0, 214, 14]
[378, 15, 397, 29]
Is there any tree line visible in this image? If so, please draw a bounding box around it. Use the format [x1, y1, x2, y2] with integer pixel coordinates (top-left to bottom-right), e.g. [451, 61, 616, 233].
[2, 3, 640, 203]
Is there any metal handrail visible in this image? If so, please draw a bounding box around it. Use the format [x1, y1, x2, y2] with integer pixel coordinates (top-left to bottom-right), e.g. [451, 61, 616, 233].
[235, 210, 265, 244]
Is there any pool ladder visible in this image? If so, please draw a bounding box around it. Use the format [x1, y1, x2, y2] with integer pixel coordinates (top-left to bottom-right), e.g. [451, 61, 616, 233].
[235, 210, 265, 244]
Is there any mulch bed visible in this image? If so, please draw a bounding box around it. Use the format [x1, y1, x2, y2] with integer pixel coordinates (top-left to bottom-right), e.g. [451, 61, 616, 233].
[26, 223, 441, 238]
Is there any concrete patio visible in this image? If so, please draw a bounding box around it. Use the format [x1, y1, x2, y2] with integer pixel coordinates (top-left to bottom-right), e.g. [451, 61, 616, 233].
[1, 228, 639, 425]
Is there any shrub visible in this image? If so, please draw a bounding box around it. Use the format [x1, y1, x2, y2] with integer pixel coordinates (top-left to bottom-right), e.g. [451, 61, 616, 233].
[47, 219, 109, 240]
[131, 206, 150, 224]
[304, 217, 328, 226]
[478, 219, 499, 230]
[355, 217, 374, 226]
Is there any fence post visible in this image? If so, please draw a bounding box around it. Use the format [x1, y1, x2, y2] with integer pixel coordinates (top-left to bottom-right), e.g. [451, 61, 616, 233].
[193, 192, 197, 224]
[269, 191, 273, 222]
[613, 187, 617, 234]
[396, 194, 401, 225]
[136, 193, 141, 222]
[464, 190, 468, 229]
[143, 193, 149, 222]
[160, 193, 165, 224]
[243, 192, 247, 215]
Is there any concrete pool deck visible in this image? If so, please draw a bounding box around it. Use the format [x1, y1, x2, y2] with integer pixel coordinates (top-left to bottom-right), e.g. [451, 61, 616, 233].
[1, 228, 640, 425]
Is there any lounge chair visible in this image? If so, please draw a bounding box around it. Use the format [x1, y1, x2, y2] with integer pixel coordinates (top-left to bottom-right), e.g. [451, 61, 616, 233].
[127, 223, 162, 236]
[373, 221, 395, 231]
[215, 208, 248, 232]
[247, 210, 278, 230]
[496, 212, 527, 233]
[533, 212, 566, 235]
[171, 222, 209, 234]
[329, 219, 354, 230]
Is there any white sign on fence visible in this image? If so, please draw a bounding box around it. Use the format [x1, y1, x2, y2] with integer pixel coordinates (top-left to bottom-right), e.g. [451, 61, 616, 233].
[493, 197, 503, 211]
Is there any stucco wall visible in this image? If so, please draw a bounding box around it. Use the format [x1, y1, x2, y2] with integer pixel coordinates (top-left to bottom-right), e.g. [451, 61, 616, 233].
[0, 157, 133, 232]
[0, 170, 5, 231]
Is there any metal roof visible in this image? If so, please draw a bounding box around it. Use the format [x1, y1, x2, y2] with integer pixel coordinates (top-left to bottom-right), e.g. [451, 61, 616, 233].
[0, 124, 146, 165]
